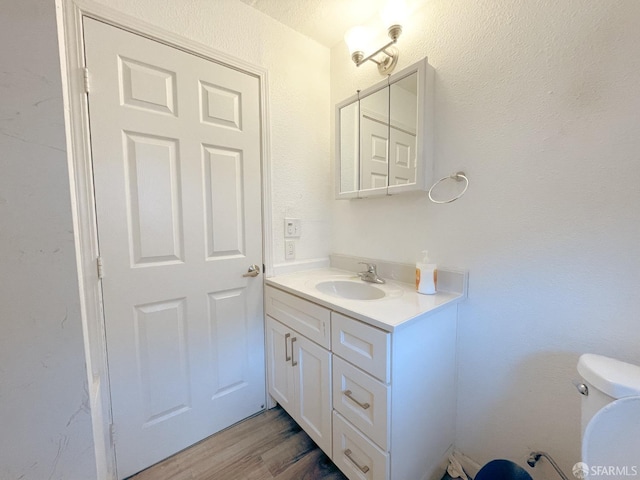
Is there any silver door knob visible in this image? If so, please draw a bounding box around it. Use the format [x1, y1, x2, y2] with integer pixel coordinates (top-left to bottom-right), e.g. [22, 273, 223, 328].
[242, 264, 261, 277]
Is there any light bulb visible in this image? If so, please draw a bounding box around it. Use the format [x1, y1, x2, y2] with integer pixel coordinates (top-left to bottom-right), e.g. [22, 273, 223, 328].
[344, 26, 370, 55]
[380, 0, 408, 29]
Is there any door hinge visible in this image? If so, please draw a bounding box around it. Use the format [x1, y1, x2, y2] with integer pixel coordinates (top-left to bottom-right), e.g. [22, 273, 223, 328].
[97, 256, 104, 279]
[109, 423, 116, 446]
[83, 67, 90, 94]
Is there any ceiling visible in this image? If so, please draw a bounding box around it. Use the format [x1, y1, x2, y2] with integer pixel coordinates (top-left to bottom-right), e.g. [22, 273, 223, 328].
[238, 0, 390, 48]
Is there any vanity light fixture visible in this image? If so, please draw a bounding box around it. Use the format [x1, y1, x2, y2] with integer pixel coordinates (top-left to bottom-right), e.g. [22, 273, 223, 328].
[344, 0, 407, 75]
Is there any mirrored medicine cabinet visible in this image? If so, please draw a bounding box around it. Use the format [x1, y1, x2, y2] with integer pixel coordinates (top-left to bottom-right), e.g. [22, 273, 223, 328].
[335, 57, 434, 199]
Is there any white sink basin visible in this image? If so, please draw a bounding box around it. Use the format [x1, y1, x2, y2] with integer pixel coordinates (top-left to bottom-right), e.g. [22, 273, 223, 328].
[315, 280, 385, 300]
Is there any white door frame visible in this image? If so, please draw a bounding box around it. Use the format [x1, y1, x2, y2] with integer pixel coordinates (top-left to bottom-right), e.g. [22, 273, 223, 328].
[55, 1, 273, 477]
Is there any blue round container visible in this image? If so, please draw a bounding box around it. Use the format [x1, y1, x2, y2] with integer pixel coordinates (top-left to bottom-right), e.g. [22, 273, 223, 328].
[474, 459, 533, 480]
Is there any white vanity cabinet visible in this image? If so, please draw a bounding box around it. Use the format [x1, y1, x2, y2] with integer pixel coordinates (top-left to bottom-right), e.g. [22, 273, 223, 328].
[265, 283, 458, 480]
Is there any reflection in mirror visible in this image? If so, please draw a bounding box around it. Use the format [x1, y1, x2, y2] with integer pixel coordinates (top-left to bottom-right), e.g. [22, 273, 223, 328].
[389, 72, 418, 186]
[339, 101, 359, 194]
[359, 86, 389, 192]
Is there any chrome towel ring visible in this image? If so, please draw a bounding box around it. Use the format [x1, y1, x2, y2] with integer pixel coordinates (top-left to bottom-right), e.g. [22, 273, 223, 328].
[428, 171, 469, 204]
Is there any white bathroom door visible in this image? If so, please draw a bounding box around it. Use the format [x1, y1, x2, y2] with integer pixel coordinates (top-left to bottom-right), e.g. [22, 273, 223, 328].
[83, 18, 265, 478]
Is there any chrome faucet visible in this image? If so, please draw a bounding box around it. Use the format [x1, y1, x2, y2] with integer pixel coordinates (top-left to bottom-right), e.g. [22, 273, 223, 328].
[357, 262, 385, 284]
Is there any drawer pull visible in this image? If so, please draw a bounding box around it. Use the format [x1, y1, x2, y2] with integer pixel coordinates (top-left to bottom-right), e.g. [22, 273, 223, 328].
[291, 337, 298, 366]
[284, 333, 291, 362]
[343, 390, 370, 410]
[344, 449, 370, 473]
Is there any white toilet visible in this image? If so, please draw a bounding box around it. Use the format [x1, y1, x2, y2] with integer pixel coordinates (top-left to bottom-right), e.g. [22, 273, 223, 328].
[577, 353, 640, 478]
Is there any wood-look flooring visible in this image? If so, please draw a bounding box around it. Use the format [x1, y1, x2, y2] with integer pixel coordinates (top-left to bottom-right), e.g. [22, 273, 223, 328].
[128, 406, 347, 480]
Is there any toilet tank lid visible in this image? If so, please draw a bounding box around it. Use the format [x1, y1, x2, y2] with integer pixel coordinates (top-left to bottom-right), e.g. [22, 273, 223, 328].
[578, 354, 640, 398]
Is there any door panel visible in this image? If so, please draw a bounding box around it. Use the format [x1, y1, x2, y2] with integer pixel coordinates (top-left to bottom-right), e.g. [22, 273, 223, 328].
[200, 81, 242, 129]
[124, 132, 183, 265]
[389, 127, 416, 186]
[360, 117, 389, 192]
[208, 288, 249, 398]
[119, 56, 178, 115]
[203, 146, 245, 258]
[83, 18, 264, 478]
[135, 298, 190, 426]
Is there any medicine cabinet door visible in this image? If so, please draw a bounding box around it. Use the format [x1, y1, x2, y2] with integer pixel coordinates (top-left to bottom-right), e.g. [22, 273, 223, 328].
[336, 99, 360, 198]
[359, 86, 390, 197]
[389, 72, 418, 188]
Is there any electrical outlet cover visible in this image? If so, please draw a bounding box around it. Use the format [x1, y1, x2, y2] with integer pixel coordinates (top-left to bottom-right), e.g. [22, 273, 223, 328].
[285, 240, 295, 260]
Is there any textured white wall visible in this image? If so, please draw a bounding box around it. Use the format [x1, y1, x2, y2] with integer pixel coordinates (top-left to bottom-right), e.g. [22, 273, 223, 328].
[331, 0, 640, 477]
[7, 0, 639, 478]
[0, 0, 96, 479]
[1, 0, 330, 477]
[92, 0, 332, 270]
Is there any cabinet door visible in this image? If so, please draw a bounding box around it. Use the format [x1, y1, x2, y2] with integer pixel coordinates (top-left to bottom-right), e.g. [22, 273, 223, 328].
[265, 317, 295, 415]
[292, 334, 332, 455]
[359, 85, 389, 198]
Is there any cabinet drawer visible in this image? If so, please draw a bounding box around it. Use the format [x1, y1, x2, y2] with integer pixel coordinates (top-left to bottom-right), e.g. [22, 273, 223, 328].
[333, 356, 389, 451]
[265, 286, 331, 349]
[331, 312, 390, 383]
[333, 412, 389, 480]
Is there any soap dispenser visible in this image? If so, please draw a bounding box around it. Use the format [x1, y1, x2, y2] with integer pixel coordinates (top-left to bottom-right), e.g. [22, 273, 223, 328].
[416, 250, 437, 295]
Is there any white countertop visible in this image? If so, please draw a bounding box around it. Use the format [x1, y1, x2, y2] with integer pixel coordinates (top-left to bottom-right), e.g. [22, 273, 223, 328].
[265, 268, 464, 332]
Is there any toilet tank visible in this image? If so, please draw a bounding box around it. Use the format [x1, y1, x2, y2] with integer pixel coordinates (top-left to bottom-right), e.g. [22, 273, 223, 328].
[577, 354, 640, 435]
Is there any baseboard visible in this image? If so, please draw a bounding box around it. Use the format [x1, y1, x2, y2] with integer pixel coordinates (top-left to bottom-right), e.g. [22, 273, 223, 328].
[451, 449, 481, 479]
[424, 444, 456, 480]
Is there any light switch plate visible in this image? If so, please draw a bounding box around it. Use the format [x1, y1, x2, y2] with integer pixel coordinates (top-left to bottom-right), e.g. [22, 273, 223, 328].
[284, 218, 301, 238]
